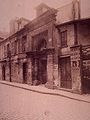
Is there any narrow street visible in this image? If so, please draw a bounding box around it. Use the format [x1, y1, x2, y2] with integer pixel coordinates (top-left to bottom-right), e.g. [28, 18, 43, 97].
[0, 83, 90, 120]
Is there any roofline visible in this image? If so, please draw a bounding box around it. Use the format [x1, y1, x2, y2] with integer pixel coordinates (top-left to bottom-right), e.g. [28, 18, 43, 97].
[25, 8, 57, 27]
[0, 27, 26, 44]
[1, 18, 90, 44]
[0, 8, 57, 45]
[56, 18, 90, 27]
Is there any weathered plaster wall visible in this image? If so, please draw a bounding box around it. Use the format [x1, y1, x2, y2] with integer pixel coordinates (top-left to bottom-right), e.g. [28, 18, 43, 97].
[70, 46, 82, 93]
[56, 0, 79, 24]
[77, 22, 90, 45]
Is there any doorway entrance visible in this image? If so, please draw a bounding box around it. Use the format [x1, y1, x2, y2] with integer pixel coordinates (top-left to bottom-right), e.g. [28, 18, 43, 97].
[32, 58, 47, 85]
[23, 63, 27, 84]
[2, 65, 5, 80]
[38, 59, 47, 84]
[59, 57, 72, 89]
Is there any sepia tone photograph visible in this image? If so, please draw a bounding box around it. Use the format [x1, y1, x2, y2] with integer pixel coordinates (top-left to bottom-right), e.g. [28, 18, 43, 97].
[0, 0, 90, 119]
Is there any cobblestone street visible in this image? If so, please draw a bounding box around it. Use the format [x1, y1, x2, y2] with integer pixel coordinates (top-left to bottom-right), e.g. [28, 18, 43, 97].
[0, 83, 90, 120]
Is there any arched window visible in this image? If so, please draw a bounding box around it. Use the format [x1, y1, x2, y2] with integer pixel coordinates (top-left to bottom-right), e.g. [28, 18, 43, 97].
[37, 39, 47, 51]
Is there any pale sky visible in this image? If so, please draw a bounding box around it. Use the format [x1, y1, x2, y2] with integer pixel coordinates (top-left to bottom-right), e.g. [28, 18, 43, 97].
[0, 0, 72, 32]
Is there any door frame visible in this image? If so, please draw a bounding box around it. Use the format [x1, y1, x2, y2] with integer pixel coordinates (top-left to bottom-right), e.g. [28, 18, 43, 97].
[59, 56, 72, 89]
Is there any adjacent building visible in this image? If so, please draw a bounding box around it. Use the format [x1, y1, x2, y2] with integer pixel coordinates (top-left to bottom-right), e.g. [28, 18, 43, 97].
[0, 0, 90, 94]
[0, 31, 8, 42]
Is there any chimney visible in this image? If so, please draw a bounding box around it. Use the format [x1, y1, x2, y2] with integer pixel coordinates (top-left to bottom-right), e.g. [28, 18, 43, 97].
[9, 17, 30, 34]
[35, 3, 51, 17]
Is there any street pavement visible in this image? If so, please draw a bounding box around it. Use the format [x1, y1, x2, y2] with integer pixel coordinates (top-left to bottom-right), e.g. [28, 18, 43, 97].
[0, 81, 90, 120]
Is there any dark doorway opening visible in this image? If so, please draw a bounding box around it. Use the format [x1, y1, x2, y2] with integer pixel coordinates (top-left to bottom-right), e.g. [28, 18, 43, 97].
[23, 63, 27, 84]
[38, 59, 47, 84]
[2, 65, 5, 80]
[59, 57, 72, 89]
[32, 58, 47, 85]
[31, 37, 47, 85]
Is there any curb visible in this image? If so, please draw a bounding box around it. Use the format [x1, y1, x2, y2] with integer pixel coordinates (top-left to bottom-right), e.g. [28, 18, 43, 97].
[0, 81, 90, 104]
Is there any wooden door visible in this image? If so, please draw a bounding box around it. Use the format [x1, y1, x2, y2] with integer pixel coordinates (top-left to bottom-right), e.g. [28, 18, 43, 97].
[37, 59, 47, 84]
[60, 57, 72, 89]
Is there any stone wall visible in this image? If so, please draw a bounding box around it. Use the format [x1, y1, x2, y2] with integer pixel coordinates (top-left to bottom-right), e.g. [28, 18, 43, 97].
[56, 0, 80, 24]
[70, 45, 82, 93]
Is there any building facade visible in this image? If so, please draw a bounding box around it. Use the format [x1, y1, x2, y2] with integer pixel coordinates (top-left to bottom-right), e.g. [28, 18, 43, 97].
[0, 0, 90, 94]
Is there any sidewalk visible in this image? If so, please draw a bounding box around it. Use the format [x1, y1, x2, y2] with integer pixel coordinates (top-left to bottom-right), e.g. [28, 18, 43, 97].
[0, 80, 90, 103]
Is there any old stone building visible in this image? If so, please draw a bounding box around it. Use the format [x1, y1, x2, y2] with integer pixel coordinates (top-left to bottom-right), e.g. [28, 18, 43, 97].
[0, 0, 90, 94]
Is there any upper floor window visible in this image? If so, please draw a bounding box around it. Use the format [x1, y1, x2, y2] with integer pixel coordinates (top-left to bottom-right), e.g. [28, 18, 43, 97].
[7, 43, 10, 57]
[14, 40, 18, 55]
[61, 31, 67, 48]
[11, 42, 14, 55]
[22, 36, 27, 52]
[18, 39, 21, 53]
[4, 45, 7, 58]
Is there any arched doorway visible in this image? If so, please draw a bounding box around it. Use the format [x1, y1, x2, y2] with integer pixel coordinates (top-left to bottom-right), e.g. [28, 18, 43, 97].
[32, 39, 47, 85]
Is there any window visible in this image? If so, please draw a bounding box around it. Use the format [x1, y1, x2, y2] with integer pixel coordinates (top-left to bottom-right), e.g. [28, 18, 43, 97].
[11, 42, 14, 55]
[18, 39, 22, 53]
[4, 45, 7, 58]
[37, 39, 47, 51]
[61, 31, 67, 47]
[7, 44, 10, 57]
[14, 40, 18, 54]
[22, 36, 27, 52]
[18, 39, 20, 53]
